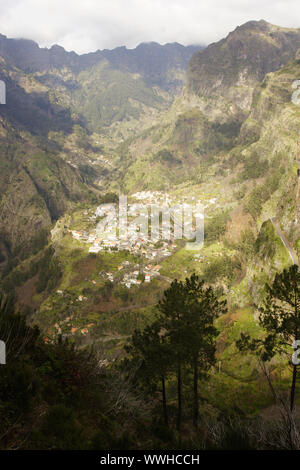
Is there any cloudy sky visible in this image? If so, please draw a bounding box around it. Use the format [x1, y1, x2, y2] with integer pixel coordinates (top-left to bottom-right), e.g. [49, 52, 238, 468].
[0, 0, 299, 54]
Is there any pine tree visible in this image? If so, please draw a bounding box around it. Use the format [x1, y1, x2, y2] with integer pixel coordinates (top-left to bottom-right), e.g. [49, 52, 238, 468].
[237, 264, 300, 411]
[182, 275, 226, 427]
[158, 274, 226, 429]
[158, 279, 187, 431]
[125, 321, 171, 425]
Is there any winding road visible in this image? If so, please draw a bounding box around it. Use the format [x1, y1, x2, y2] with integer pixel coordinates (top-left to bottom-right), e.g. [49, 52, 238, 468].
[270, 217, 299, 266]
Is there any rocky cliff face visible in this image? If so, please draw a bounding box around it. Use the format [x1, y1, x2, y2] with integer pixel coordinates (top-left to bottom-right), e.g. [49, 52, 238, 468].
[187, 20, 300, 117]
[0, 46, 88, 255]
[0, 126, 86, 253]
[113, 21, 300, 191]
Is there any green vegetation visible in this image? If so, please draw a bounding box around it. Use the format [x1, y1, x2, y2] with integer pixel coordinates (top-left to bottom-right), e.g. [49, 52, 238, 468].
[202, 254, 241, 283]
[0, 297, 152, 450]
[244, 167, 285, 219]
[71, 61, 166, 132]
[237, 265, 300, 413]
[2, 19, 300, 450]
[205, 211, 230, 243]
[36, 247, 62, 294]
[1, 265, 300, 450]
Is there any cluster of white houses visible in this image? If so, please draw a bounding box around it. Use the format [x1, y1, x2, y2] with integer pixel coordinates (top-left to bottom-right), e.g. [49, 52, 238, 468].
[70, 194, 178, 258]
[132, 191, 173, 205]
[70, 190, 205, 256]
[120, 264, 162, 288]
[69, 192, 219, 288]
[100, 261, 162, 288]
[69, 228, 177, 259]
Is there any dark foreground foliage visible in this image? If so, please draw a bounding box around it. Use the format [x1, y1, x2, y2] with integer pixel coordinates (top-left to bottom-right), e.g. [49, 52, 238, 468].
[1, 269, 300, 450]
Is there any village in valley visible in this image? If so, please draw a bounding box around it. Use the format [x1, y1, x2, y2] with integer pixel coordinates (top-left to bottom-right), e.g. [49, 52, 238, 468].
[41, 190, 221, 344]
[68, 190, 219, 288]
[71, 192, 176, 285]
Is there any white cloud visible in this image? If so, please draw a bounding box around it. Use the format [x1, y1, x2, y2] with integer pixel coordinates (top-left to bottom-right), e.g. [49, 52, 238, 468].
[0, 0, 299, 53]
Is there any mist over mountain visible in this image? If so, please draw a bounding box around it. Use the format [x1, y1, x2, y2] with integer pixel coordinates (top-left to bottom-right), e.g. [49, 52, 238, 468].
[0, 34, 200, 89]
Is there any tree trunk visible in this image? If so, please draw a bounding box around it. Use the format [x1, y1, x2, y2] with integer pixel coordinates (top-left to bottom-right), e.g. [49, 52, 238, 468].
[161, 374, 168, 426]
[291, 318, 298, 413]
[193, 357, 199, 428]
[290, 364, 297, 412]
[177, 363, 182, 432]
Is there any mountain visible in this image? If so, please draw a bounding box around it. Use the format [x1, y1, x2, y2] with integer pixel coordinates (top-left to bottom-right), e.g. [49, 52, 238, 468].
[3, 18, 300, 451]
[0, 35, 200, 90]
[3, 20, 300, 255]
[0, 119, 87, 260]
[187, 20, 300, 115]
[1, 19, 300, 305]
[0, 35, 200, 133]
[0, 37, 201, 264]
[114, 21, 300, 192]
[99, 42, 200, 91]
[98, 21, 300, 312]
[2, 20, 300, 432]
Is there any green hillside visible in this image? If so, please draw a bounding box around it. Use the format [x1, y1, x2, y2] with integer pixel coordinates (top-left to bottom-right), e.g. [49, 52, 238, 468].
[2, 20, 300, 450]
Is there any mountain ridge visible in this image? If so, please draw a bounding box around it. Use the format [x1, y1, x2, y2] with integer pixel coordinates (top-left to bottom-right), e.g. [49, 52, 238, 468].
[0, 34, 201, 91]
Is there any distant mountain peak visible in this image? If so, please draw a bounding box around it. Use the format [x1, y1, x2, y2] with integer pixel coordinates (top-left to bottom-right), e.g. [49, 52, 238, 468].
[188, 19, 300, 103]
